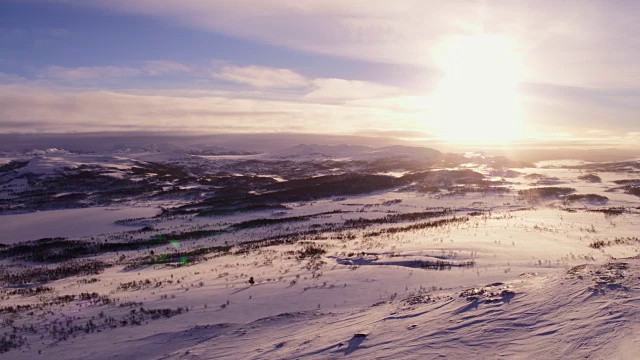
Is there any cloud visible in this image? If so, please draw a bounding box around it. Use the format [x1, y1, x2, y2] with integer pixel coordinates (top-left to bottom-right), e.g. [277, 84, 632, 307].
[139, 60, 191, 76]
[209, 65, 403, 101]
[0, 73, 28, 84]
[3, 48, 639, 140]
[32, 28, 70, 37]
[42, 61, 190, 81]
[0, 84, 423, 134]
[0, 27, 69, 40]
[1, 78, 639, 147]
[65, 0, 640, 90]
[211, 65, 310, 89]
[519, 82, 640, 133]
[305, 78, 402, 101]
[43, 66, 143, 80]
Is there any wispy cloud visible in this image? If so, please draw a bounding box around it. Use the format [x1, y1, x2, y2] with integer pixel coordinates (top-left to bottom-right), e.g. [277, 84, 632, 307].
[0, 72, 28, 84]
[305, 78, 402, 101]
[211, 65, 310, 89]
[0, 84, 423, 134]
[0, 27, 69, 40]
[41, 61, 191, 81]
[139, 60, 191, 76]
[209, 65, 403, 101]
[43, 65, 143, 80]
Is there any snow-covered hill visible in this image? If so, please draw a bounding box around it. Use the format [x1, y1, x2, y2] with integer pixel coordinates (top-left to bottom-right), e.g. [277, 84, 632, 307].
[269, 144, 442, 162]
[157, 258, 640, 360]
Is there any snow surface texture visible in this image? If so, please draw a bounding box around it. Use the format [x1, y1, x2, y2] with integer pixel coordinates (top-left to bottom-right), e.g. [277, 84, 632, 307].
[1, 144, 639, 359]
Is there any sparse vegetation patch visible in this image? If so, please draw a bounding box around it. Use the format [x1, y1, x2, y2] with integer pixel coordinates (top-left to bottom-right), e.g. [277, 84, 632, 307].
[562, 194, 608, 205]
[518, 187, 576, 201]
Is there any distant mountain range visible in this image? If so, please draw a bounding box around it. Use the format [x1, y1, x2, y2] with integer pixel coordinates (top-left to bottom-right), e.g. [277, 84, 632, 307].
[268, 144, 442, 162]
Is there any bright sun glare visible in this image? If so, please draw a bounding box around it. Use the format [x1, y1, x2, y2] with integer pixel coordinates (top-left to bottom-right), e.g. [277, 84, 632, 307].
[433, 34, 523, 143]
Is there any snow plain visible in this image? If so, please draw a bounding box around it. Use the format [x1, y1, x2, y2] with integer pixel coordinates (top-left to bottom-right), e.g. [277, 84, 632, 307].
[1, 145, 639, 359]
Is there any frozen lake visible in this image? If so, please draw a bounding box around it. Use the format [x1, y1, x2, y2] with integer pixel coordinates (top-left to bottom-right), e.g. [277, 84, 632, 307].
[0, 206, 159, 244]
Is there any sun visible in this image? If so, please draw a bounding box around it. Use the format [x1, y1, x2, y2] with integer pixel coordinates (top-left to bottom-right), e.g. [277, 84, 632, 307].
[432, 34, 523, 143]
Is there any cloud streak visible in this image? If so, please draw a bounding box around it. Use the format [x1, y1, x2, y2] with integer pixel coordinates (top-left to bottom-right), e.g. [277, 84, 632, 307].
[305, 78, 401, 101]
[211, 65, 310, 89]
[41, 61, 191, 81]
[0, 84, 424, 134]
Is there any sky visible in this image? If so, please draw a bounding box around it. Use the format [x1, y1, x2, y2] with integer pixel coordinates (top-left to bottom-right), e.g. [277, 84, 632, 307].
[1, 0, 639, 148]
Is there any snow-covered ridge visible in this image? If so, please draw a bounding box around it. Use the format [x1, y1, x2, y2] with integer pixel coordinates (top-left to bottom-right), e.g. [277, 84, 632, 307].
[268, 144, 442, 161]
[110, 143, 256, 156]
[0, 144, 255, 158]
